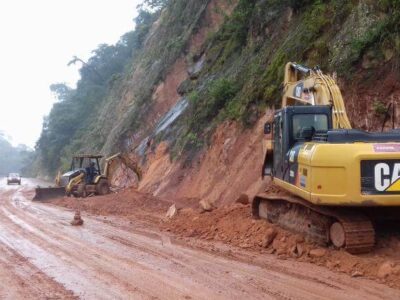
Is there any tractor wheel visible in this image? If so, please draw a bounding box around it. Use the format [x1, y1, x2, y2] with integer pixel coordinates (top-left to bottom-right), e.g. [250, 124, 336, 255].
[76, 183, 87, 198]
[96, 179, 110, 195]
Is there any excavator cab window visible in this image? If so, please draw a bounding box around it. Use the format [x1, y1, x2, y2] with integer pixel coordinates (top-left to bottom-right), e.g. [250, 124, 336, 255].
[69, 156, 102, 175]
[292, 114, 328, 141]
[272, 106, 332, 181]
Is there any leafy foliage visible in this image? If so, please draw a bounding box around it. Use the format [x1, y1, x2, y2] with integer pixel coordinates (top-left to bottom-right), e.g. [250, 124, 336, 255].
[373, 100, 389, 117]
[188, 78, 238, 132]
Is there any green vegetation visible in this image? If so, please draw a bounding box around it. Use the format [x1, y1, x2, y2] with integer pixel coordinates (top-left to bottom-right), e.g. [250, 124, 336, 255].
[169, 0, 398, 158]
[373, 100, 389, 117]
[335, 0, 400, 72]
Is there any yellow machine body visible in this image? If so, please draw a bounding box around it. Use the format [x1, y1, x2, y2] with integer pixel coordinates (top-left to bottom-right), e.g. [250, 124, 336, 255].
[254, 62, 400, 252]
[275, 142, 400, 206]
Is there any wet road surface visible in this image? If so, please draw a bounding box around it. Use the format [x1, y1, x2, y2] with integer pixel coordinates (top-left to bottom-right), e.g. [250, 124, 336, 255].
[0, 179, 399, 299]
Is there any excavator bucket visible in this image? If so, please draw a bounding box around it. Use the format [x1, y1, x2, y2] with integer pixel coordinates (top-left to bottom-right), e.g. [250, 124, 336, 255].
[33, 186, 66, 201]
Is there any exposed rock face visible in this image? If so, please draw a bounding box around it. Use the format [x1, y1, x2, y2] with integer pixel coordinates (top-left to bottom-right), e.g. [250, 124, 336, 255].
[329, 2, 381, 69]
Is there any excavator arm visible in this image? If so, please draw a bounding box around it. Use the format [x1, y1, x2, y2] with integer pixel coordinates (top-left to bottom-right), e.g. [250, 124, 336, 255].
[103, 153, 142, 181]
[282, 62, 351, 129]
[263, 62, 352, 178]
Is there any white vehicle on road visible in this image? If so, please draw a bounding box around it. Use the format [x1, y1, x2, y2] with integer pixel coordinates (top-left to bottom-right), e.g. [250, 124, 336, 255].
[7, 173, 21, 185]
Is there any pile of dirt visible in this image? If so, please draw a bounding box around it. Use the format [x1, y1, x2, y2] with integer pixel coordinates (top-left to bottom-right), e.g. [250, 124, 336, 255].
[162, 203, 296, 249]
[51, 188, 171, 221]
[161, 202, 400, 288]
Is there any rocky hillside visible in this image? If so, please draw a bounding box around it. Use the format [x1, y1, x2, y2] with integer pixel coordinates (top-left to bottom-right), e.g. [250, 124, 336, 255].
[35, 0, 400, 204]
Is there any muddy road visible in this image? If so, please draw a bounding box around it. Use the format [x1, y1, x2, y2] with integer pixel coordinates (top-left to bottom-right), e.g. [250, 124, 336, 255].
[0, 179, 399, 299]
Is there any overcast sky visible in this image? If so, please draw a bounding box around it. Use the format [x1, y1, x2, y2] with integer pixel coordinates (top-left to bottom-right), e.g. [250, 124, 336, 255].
[0, 0, 142, 148]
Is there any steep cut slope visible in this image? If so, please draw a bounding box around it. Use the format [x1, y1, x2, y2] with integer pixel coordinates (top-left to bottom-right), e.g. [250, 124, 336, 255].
[37, 0, 400, 205]
[115, 0, 400, 205]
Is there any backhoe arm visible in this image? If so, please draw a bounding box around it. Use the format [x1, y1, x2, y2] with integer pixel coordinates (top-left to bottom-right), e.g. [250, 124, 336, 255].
[103, 153, 142, 181]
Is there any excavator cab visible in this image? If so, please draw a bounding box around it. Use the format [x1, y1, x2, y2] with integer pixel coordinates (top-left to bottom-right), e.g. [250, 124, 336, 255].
[63, 154, 110, 197]
[60, 155, 103, 187]
[34, 154, 110, 200]
[69, 156, 102, 175]
[264, 105, 332, 179]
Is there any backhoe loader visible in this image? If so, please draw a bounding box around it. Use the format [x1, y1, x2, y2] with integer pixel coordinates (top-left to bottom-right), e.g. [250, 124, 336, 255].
[252, 62, 400, 253]
[34, 153, 141, 200]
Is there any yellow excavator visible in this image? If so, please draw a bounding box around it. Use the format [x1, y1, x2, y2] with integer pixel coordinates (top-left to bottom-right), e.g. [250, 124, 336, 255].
[34, 153, 141, 200]
[253, 62, 400, 253]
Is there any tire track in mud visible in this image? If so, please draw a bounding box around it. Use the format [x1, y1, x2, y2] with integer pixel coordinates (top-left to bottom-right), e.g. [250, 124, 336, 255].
[2, 192, 271, 299]
[0, 207, 188, 299]
[8, 200, 347, 294]
[0, 214, 139, 299]
[1, 199, 275, 300]
[89, 216, 349, 294]
[4, 198, 318, 300]
[89, 215, 397, 300]
[7, 191, 400, 298]
[0, 241, 77, 299]
[1, 186, 400, 299]
[5, 193, 191, 299]
[7, 195, 290, 299]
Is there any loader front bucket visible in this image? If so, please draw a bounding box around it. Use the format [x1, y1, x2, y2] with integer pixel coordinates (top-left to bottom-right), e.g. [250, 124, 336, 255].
[33, 186, 66, 201]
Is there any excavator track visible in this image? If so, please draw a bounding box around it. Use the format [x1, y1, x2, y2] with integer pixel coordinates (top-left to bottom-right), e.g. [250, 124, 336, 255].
[252, 192, 375, 254]
[330, 214, 375, 254]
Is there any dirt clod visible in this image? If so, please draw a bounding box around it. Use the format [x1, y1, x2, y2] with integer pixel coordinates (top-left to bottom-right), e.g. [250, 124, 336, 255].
[309, 248, 327, 258]
[272, 238, 287, 255]
[235, 194, 249, 205]
[295, 243, 305, 257]
[261, 228, 277, 248]
[351, 271, 364, 277]
[377, 261, 395, 279]
[199, 199, 214, 212]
